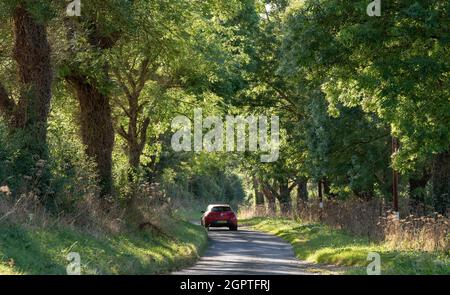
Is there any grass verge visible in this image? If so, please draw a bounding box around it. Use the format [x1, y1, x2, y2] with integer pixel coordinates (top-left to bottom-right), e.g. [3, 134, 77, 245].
[0, 220, 207, 275]
[174, 203, 206, 222]
[241, 217, 450, 275]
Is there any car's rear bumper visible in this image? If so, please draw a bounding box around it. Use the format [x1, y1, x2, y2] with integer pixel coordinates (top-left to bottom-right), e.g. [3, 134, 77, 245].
[207, 220, 237, 227]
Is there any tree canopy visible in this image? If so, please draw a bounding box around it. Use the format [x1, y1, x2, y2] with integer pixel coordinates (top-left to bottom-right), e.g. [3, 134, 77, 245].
[0, 0, 448, 216]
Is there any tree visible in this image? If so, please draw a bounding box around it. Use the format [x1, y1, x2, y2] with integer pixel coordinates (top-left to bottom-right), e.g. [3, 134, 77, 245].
[252, 176, 265, 206]
[0, 2, 53, 160]
[61, 0, 135, 196]
[0, 1, 54, 201]
[279, 0, 450, 213]
[109, 0, 196, 174]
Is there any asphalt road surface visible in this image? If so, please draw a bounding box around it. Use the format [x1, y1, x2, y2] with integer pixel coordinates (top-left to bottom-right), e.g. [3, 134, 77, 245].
[173, 227, 343, 275]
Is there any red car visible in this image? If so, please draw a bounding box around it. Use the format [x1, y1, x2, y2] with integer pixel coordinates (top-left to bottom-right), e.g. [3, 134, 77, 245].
[201, 204, 238, 231]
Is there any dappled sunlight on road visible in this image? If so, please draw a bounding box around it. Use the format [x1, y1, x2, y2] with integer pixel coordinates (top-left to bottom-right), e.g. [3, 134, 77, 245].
[173, 228, 344, 275]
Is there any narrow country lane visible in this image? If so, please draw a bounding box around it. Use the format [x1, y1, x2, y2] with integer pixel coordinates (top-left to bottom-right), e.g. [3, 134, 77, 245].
[173, 227, 344, 275]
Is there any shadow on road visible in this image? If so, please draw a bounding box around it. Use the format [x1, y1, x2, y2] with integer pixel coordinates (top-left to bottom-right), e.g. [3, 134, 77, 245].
[173, 227, 345, 275]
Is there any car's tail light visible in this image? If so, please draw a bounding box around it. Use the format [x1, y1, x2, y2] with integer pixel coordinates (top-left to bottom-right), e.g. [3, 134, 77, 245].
[228, 212, 237, 219]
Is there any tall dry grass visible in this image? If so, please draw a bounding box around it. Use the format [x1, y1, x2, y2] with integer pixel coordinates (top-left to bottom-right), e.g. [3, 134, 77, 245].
[0, 188, 126, 236]
[240, 199, 449, 252]
[125, 182, 173, 234]
[0, 180, 173, 237]
[0, 155, 123, 235]
[380, 213, 449, 252]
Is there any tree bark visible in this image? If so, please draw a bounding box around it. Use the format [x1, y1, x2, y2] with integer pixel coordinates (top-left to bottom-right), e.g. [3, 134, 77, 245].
[63, 17, 120, 196]
[252, 177, 265, 206]
[0, 5, 53, 202]
[11, 5, 52, 159]
[391, 137, 399, 213]
[278, 178, 291, 214]
[112, 59, 151, 173]
[126, 115, 149, 172]
[323, 178, 337, 199]
[432, 150, 450, 215]
[318, 180, 323, 203]
[318, 180, 324, 221]
[262, 182, 276, 214]
[296, 177, 308, 211]
[66, 75, 114, 196]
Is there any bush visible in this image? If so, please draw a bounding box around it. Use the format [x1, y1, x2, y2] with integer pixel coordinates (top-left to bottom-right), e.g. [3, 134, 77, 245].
[0, 121, 44, 196]
[47, 142, 101, 211]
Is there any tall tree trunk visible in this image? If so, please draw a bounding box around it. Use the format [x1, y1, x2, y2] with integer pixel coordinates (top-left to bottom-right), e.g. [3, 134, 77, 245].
[296, 177, 308, 211]
[252, 177, 265, 206]
[318, 180, 323, 203]
[63, 16, 120, 197]
[432, 150, 450, 215]
[318, 180, 324, 221]
[278, 178, 291, 214]
[0, 5, 53, 202]
[124, 112, 149, 173]
[262, 183, 276, 215]
[12, 5, 52, 159]
[112, 59, 151, 175]
[66, 75, 114, 196]
[323, 178, 337, 199]
[128, 114, 140, 171]
[391, 137, 400, 213]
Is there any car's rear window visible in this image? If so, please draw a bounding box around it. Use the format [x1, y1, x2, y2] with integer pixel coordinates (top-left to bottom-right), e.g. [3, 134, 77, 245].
[211, 206, 231, 212]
